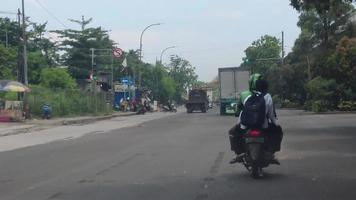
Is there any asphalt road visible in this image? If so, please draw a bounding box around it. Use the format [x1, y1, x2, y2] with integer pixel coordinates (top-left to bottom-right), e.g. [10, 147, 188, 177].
[0, 109, 356, 200]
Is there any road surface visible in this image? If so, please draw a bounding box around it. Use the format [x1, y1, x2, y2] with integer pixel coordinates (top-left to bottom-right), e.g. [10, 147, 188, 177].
[0, 109, 356, 200]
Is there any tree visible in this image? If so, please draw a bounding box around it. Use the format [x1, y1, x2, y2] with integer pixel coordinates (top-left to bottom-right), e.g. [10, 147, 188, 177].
[286, 0, 356, 109]
[242, 35, 281, 74]
[324, 37, 356, 98]
[54, 17, 114, 79]
[40, 68, 77, 89]
[0, 17, 20, 48]
[306, 76, 338, 110]
[160, 76, 176, 103]
[28, 22, 59, 66]
[0, 18, 60, 83]
[290, 0, 354, 47]
[169, 55, 198, 103]
[0, 44, 17, 79]
[27, 51, 50, 84]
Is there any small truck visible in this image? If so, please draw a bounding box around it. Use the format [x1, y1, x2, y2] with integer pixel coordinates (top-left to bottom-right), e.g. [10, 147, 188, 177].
[185, 88, 209, 113]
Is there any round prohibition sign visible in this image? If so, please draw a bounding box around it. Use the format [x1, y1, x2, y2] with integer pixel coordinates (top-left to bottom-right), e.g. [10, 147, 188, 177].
[113, 47, 123, 58]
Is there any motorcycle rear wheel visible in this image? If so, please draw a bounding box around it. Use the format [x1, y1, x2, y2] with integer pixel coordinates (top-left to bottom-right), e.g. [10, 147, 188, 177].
[251, 166, 263, 178]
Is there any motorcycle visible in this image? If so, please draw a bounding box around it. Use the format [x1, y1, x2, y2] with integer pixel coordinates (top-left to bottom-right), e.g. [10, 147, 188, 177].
[161, 104, 177, 112]
[136, 104, 146, 115]
[241, 129, 275, 178]
[42, 104, 52, 120]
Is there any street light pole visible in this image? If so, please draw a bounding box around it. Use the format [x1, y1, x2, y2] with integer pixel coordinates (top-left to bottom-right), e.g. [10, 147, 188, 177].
[139, 23, 162, 62]
[160, 46, 176, 65]
[138, 23, 162, 87]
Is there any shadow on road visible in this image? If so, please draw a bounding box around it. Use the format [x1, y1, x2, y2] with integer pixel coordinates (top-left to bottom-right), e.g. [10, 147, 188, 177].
[222, 170, 287, 182]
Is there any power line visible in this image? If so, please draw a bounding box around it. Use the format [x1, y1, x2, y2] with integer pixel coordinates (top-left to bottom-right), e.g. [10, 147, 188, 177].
[34, 0, 68, 29]
[0, 11, 18, 15]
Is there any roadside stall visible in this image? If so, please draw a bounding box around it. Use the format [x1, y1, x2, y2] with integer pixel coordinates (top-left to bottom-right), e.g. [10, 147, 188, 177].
[0, 80, 31, 122]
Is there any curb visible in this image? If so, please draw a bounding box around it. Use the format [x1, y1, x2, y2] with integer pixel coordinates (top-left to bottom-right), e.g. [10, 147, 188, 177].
[60, 112, 137, 125]
[0, 112, 138, 137]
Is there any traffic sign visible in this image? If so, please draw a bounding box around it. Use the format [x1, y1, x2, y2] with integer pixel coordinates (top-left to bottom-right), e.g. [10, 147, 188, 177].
[113, 47, 123, 58]
[121, 77, 135, 85]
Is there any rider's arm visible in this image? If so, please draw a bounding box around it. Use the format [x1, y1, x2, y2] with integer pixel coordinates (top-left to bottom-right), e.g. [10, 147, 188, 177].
[265, 93, 278, 125]
[235, 96, 243, 117]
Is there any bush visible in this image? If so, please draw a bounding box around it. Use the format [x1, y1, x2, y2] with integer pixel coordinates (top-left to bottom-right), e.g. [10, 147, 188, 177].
[40, 68, 77, 89]
[28, 85, 112, 117]
[272, 95, 282, 105]
[337, 101, 356, 111]
[306, 76, 338, 110]
[281, 99, 301, 109]
[311, 100, 330, 112]
[303, 100, 313, 111]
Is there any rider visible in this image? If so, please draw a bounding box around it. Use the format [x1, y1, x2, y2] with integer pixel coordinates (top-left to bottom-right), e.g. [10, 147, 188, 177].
[229, 73, 279, 164]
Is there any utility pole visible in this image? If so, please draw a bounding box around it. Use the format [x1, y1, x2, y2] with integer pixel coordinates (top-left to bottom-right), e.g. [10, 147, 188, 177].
[90, 48, 97, 113]
[22, 0, 28, 85]
[17, 9, 22, 100]
[281, 31, 285, 65]
[21, 0, 29, 118]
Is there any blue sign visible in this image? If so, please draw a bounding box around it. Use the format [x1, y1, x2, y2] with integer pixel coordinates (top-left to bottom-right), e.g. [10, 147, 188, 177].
[121, 77, 135, 85]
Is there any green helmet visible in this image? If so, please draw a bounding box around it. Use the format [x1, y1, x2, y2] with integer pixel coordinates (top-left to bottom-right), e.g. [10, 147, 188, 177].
[249, 73, 263, 91]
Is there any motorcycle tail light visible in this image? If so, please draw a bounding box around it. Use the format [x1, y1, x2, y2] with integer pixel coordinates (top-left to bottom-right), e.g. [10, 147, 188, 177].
[249, 129, 262, 137]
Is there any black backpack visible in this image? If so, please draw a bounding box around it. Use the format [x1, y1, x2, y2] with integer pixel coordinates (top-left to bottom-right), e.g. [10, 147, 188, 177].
[240, 92, 266, 128]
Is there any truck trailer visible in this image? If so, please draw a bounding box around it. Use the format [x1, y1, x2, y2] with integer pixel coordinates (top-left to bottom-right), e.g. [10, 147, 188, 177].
[218, 67, 250, 115]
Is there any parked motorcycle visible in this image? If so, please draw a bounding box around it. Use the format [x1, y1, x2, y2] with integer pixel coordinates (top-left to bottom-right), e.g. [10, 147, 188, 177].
[161, 104, 177, 112]
[42, 104, 52, 120]
[136, 104, 146, 115]
[241, 129, 275, 178]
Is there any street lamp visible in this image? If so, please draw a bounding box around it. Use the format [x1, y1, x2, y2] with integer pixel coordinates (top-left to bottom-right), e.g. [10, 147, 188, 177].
[138, 23, 162, 87]
[139, 23, 162, 62]
[160, 46, 176, 65]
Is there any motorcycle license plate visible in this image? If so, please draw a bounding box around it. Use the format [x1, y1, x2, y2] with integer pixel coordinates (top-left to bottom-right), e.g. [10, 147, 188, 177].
[245, 138, 264, 143]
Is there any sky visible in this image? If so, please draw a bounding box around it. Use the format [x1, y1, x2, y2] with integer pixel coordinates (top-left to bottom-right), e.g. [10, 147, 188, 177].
[1, 0, 301, 82]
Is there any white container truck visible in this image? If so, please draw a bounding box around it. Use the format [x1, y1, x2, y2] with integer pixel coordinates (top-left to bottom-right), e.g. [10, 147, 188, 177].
[218, 67, 250, 115]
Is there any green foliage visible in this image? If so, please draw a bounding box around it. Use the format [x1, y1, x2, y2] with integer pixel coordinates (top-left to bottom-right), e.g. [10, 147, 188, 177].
[0, 17, 20, 47]
[272, 95, 282, 105]
[28, 51, 50, 84]
[311, 100, 330, 112]
[337, 101, 356, 111]
[28, 22, 59, 66]
[281, 99, 301, 109]
[306, 76, 338, 110]
[276, 1, 356, 111]
[28, 86, 112, 117]
[242, 35, 281, 74]
[324, 37, 356, 91]
[40, 68, 77, 89]
[291, 0, 354, 47]
[0, 44, 17, 80]
[169, 55, 198, 103]
[1, 92, 18, 101]
[160, 77, 176, 102]
[54, 18, 115, 79]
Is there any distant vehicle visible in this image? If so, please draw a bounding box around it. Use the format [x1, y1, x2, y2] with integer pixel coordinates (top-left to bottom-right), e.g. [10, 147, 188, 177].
[218, 67, 250, 115]
[185, 89, 209, 113]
